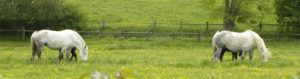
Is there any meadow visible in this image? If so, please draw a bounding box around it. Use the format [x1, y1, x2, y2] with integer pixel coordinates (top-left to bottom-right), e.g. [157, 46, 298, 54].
[67, 0, 277, 32]
[0, 36, 299, 79]
[0, 0, 298, 79]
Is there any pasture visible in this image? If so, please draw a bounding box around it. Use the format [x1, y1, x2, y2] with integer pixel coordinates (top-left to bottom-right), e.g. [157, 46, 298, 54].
[0, 37, 299, 79]
[71, 0, 276, 31]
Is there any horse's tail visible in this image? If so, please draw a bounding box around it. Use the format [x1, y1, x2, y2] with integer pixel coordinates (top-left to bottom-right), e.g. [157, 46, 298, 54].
[31, 31, 38, 51]
[212, 31, 220, 53]
[211, 31, 220, 61]
[248, 30, 271, 62]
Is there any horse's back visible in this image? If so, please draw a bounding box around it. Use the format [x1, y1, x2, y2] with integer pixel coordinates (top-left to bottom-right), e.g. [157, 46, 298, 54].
[213, 30, 255, 51]
[32, 29, 82, 49]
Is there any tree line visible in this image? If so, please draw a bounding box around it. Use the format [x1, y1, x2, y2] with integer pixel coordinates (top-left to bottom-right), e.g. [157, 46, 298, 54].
[0, 0, 85, 34]
[203, 0, 300, 33]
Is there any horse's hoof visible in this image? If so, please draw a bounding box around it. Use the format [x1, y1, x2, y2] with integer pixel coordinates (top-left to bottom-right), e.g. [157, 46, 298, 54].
[55, 60, 60, 64]
[38, 59, 42, 62]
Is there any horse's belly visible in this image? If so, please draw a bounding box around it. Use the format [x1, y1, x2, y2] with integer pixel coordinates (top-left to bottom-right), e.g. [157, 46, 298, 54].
[226, 46, 240, 52]
[46, 44, 62, 50]
[45, 41, 69, 50]
[226, 43, 253, 52]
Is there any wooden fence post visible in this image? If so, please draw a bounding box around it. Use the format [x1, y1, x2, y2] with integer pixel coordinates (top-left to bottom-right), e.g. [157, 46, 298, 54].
[197, 31, 200, 42]
[206, 21, 209, 31]
[259, 21, 262, 32]
[21, 26, 25, 39]
[121, 30, 124, 37]
[146, 31, 150, 40]
[102, 19, 106, 31]
[180, 21, 183, 30]
[121, 30, 127, 38]
[276, 31, 279, 40]
[153, 20, 157, 32]
[172, 32, 176, 39]
[96, 29, 100, 40]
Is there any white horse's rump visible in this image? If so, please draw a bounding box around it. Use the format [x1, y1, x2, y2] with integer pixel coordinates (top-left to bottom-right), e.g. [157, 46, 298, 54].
[212, 30, 271, 62]
[31, 29, 88, 63]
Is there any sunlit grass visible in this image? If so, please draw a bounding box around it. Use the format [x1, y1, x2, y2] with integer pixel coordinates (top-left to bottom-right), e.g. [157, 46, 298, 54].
[0, 37, 299, 79]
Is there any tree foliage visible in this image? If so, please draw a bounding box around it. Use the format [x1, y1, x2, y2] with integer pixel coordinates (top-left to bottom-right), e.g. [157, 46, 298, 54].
[275, 0, 300, 33]
[0, 0, 86, 31]
[202, 0, 274, 30]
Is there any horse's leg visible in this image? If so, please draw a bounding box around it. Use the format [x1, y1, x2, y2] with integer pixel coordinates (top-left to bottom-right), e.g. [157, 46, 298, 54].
[70, 52, 78, 62]
[212, 47, 216, 61]
[36, 46, 43, 62]
[213, 48, 222, 62]
[31, 48, 37, 61]
[249, 50, 254, 61]
[73, 51, 77, 62]
[241, 50, 248, 60]
[234, 52, 238, 60]
[65, 49, 72, 62]
[232, 52, 237, 61]
[69, 52, 73, 61]
[70, 47, 77, 62]
[56, 48, 66, 64]
[59, 49, 64, 60]
[220, 48, 226, 61]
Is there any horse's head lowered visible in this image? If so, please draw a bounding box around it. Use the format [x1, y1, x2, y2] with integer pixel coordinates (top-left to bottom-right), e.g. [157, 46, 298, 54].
[80, 46, 89, 61]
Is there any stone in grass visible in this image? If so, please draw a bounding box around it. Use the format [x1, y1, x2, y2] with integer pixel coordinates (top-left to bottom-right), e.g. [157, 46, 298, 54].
[91, 71, 110, 79]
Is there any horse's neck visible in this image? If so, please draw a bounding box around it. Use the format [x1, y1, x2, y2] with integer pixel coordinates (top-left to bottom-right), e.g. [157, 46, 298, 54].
[73, 33, 85, 50]
[252, 33, 268, 52]
[77, 35, 85, 46]
[258, 39, 268, 52]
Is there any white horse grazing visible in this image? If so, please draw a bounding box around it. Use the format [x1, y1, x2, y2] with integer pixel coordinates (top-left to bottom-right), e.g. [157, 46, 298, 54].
[30, 29, 88, 63]
[212, 30, 271, 62]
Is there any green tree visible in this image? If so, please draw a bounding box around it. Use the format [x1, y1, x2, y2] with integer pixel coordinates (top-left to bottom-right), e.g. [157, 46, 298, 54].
[202, 0, 274, 30]
[0, 0, 86, 34]
[275, 0, 300, 33]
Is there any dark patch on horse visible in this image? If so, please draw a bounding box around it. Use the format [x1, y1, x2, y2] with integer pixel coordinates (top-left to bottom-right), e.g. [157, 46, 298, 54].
[70, 47, 77, 61]
[219, 46, 240, 61]
[59, 48, 77, 61]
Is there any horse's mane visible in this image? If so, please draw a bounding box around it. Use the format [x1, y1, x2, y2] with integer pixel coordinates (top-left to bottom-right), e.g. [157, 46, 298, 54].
[63, 29, 86, 47]
[246, 30, 271, 61]
[72, 30, 86, 47]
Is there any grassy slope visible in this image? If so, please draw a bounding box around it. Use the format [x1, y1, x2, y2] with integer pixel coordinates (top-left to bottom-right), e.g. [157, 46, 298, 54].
[77, 0, 209, 23]
[68, 0, 277, 33]
[75, 0, 211, 32]
[0, 37, 299, 78]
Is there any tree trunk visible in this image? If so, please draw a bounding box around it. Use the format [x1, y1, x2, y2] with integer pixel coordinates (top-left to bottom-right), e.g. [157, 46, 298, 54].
[224, 16, 235, 30]
[21, 25, 25, 39]
[223, 0, 235, 31]
[14, 20, 25, 39]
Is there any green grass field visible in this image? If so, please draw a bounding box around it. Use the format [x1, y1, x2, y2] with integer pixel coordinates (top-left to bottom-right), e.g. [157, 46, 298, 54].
[0, 0, 298, 78]
[66, 0, 277, 33]
[0, 37, 299, 79]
